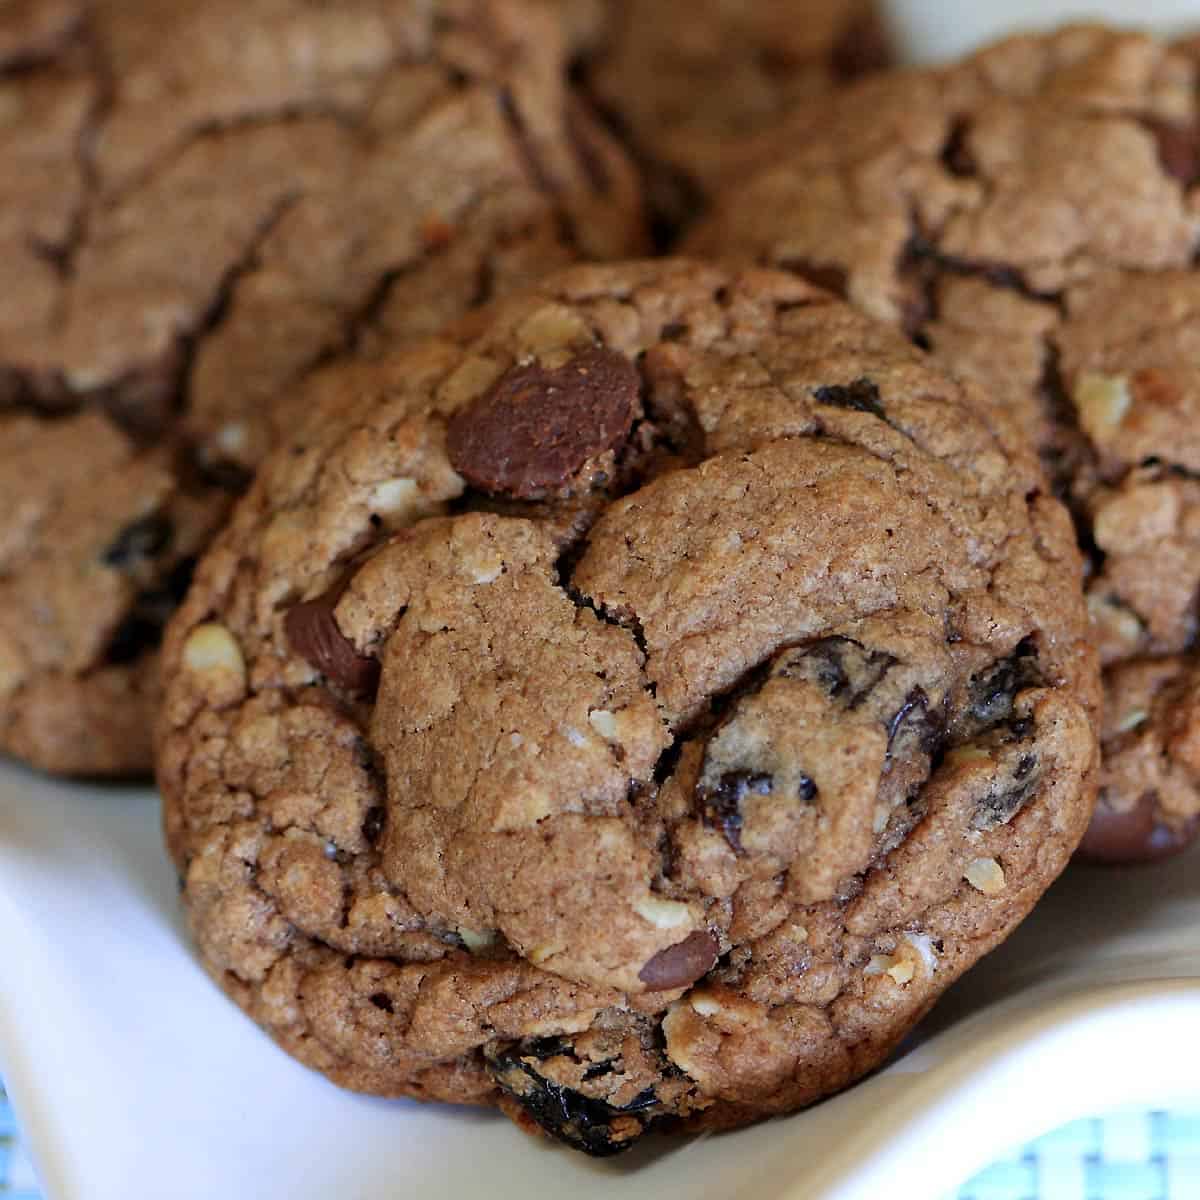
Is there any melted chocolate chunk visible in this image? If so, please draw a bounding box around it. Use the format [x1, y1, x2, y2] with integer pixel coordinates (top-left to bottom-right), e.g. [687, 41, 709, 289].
[486, 1044, 660, 1156]
[445, 347, 641, 499]
[285, 594, 380, 696]
[101, 513, 172, 568]
[639, 929, 719, 990]
[1076, 792, 1200, 864]
[697, 769, 772, 851]
[813, 377, 885, 419]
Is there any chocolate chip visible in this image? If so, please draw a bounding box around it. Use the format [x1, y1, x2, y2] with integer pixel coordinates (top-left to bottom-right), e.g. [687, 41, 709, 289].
[1144, 118, 1200, 187]
[813, 377, 885, 419]
[101, 513, 172, 567]
[697, 769, 772, 851]
[284, 595, 380, 696]
[445, 347, 640, 499]
[638, 929, 720, 991]
[486, 1044, 659, 1156]
[1076, 793, 1200, 865]
[368, 991, 394, 1013]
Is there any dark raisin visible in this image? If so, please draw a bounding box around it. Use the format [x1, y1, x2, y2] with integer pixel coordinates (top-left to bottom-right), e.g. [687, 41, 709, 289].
[368, 992, 394, 1013]
[361, 806, 385, 844]
[104, 613, 160, 664]
[813, 377, 885, 419]
[486, 1044, 660, 1157]
[972, 763, 1039, 830]
[887, 687, 930, 751]
[101, 513, 172, 568]
[197, 459, 254, 494]
[697, 770, 772, 852]
[940, 118, 976, 177]
[968, 640, 1039, 729]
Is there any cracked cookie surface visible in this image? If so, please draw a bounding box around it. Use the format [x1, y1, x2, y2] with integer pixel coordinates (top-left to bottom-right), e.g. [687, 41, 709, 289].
[561, 0, 888, 231]
[688, 24, 1200, 861]
[0, 0, 645, 775]
[158, 258, 1098, 1153]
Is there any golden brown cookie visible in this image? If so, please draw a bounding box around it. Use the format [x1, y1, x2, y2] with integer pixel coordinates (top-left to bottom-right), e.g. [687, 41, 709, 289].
[688, 24, 1200, 861]
[158, 259, 1098, 1153]
[0, 0, 645, 775]
[564, 0, 889, 231]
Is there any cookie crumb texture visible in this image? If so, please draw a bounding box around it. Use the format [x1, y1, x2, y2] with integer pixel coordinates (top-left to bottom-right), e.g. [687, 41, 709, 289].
[159, 260, 1098, 1152]
[564, 0, 888, 228]
[689, 25, 1200, 858]
[0, 0, 643, 774]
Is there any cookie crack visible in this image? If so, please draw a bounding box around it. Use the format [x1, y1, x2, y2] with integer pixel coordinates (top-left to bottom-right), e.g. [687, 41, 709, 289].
[496, 86, 576, 252]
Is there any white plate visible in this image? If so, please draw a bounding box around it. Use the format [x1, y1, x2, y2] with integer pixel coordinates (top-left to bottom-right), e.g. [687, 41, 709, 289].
[2, 764, 1199, 1200]
[885, 1, 1199, 63]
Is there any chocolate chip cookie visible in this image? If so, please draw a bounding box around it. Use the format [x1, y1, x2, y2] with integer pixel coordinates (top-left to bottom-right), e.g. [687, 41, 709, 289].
[158, 259, 1098, 1153]
[565, 0, 889, 232]
[688, 24, 1200, 863]
[0, 0, 645, 775]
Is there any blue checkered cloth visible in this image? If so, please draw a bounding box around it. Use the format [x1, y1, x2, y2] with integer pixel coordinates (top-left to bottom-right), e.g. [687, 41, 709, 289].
[2, 1074, 1199, 1197]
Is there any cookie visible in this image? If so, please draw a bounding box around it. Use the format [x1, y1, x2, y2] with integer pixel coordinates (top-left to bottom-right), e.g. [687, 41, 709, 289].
[565, 0, 889, 232]
[687, 24, 1200, 862]
[158, 259, 1098, 1153]
[0, 0, 645, 775]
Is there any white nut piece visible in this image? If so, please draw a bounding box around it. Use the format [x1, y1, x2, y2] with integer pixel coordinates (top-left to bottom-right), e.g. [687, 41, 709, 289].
[366, 478, 426, 529]
[527, 940, 564, 966]
[183, 622, 245, 679]
[865, 932, 938, 985]
[182, 622, 247, 704]
[964, 857, 1006, 895]
[457, 927, 498, 954]
[634, 897, 693, 929]
[689, 992, 722, 1017]
[1073, 372, 1131, 446]
[1087, 593, 1143, 648]
[514, 303, 593, 357]
[865, 953, 915, 985]
[588, 709, 620, 741]
[467, 553, 504, 584]
[903, 932, 939, 975]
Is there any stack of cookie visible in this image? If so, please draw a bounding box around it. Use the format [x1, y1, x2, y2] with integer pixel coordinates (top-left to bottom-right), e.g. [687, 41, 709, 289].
[2, 0, 1195, 1158]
